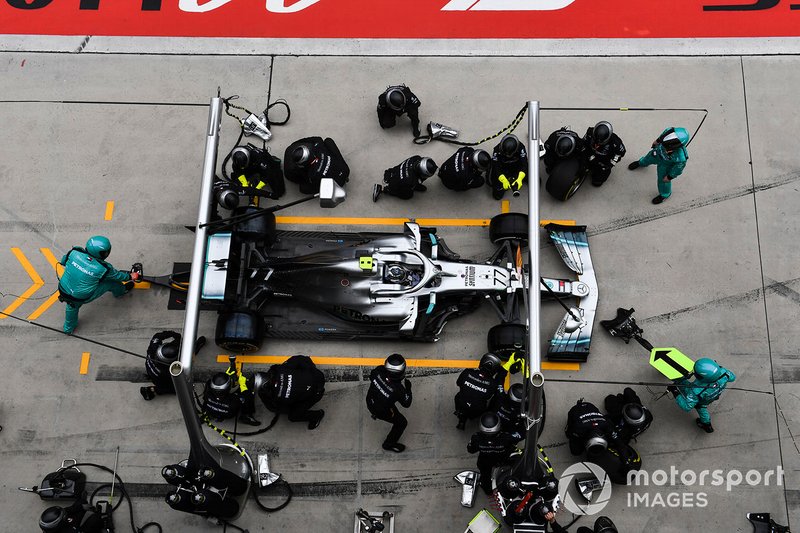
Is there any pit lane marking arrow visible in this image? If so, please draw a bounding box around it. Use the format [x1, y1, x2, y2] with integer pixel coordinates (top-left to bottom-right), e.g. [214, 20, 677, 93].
[649, 347, 694, 380]
[27, 248, 63, 320]
[0, 248, 44, 320]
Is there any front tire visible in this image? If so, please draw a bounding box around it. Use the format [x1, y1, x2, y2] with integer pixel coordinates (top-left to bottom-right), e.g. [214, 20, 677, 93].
[487, 323, 526, 358]
[489, 213, 528, 245]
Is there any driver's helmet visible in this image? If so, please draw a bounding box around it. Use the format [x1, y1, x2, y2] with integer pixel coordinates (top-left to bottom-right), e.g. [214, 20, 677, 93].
[385, 264, 410, 284]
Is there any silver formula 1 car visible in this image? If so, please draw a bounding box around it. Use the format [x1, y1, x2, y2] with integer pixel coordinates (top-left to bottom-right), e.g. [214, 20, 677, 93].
[201, 211, 597, 362]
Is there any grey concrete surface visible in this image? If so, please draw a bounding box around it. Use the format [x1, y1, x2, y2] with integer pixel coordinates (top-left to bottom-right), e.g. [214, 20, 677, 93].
[0, 51, 797, 533]
[4, 35, 800, 56]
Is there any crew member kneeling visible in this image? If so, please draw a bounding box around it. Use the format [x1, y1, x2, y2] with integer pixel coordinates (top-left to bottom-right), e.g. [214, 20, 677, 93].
[254, 355, 326, 430]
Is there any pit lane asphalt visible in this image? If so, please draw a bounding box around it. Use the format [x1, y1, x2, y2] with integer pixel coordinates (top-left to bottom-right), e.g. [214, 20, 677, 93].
[0, 49, 799, 532]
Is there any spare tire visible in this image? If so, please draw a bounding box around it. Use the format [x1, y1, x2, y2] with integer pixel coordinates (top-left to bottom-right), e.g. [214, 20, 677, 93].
[231, 206, 276, 245]
[545, 158, 584, 201]
[487, 323, 526, 358]
[215, 310, 263, 353]
[489, 213, 528, 245]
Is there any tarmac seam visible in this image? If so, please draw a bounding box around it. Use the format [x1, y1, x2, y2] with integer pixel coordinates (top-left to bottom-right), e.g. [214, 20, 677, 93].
[588, 169, 800, 238]
[740, 55, 790, 526]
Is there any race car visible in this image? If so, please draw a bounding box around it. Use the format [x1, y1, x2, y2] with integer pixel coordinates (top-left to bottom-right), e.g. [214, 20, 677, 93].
[201, 209, 597, 362]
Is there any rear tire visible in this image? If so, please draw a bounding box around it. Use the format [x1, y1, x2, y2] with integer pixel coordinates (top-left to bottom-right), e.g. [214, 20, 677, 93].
[489, 213, 528, 245]
[232, 206, 276, 245]
[215, 310, 264, 353]
[487, 323, 526, 358]
[545, 158, 584, 201]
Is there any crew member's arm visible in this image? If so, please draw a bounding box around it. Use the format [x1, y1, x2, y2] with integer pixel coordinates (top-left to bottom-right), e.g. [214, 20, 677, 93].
[665, 158, 686, 180]
[398, 379, 413, 408]
[101, 261, 132, 282]
[613, 136, 626, 163]
[467, 435, 478, 454]
[403, 88, 422, 137]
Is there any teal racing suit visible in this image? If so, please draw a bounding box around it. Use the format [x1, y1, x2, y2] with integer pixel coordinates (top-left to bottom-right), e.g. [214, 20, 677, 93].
[673, 368, 736, 425]
[58, 247, 131, 333]
[638, 128, 688, 199]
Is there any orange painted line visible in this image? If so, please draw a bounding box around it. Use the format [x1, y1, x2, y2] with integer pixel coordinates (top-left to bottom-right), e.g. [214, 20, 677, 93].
[216, 354, 578, 372]
[27, 248, 62, 320]
[79, 352, 91, 375]
[540, 220, 576, 226]
[104, 201, 115, 221]
[275, 216, 491, 227]
[0, 248, 44, 320]
[501, 200, 510, 214]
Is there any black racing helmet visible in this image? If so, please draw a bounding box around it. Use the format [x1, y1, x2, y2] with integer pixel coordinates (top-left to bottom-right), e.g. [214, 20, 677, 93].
[479, 353, 502, 374]
[479, 412, 501, 435]
[585, 433, 608, 455]
[385, 353, 407, 380]
[508, 383, 524, 404]
[386, 87, 406, 111]
[470, 149, 491, 171]
[500, 134, 520, 157]
[209, 372, 232, 398]
[591, 122, 613, 146]
[416, 157, 438, 178]
[39, 506, 66, 532]
[292, 145, 312, 167]
[555, 135, 576, 158]
[155, 342, 180, 365]
[622, 403, 647, 428]
[231, 146, 252, 171]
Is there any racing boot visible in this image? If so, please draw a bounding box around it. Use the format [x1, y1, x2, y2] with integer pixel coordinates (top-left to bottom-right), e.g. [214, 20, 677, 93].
[696, 418, 714, 433]
[747, 513, 791, 533]
[628, 161, 640, 170]
[140, 386, 156, 401]
[382, 442, 406, 453]
[414, 183, 427, 192]
[239, 414, 261, 426]
[372, 184, 383, 203]
[652, 195, 666, 204]
[123, 281, 135, 293]
[308, 410, 325, 430]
